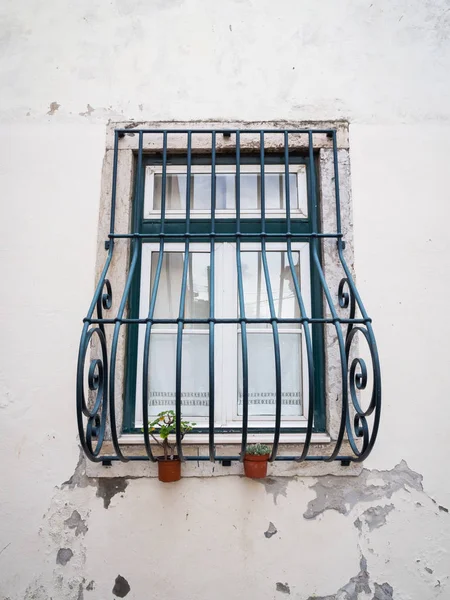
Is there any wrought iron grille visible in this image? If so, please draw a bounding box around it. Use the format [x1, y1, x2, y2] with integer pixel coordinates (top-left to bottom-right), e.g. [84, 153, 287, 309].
[76, 128, 381, 465]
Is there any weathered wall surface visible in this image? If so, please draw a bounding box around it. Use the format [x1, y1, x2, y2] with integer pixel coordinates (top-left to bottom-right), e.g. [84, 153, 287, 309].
[0, 1, 449, 599]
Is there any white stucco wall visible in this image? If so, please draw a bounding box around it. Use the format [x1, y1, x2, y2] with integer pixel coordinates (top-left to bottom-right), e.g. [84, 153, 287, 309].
[0, 2, 449, 599]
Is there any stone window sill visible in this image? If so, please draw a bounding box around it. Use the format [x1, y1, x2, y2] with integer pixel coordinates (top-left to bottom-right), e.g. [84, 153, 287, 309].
[85, 436, 363, 479]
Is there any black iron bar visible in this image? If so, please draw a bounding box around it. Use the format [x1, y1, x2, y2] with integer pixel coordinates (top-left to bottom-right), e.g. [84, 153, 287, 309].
[331, 131, 382, 461]
[109, 232, 343, 240]
[175, 132, 192, 461]
[208, 133, 216, 461]
[142, 132, 169, 462]
[109, 131, 145, 462]
[235, 132, 249, 461]
[259, 132, 283, 461]
[283, 131, 316, 462]
[109, 131, 119, 236]
[307, 130, 348, 462]
[91, 454, 355, 462]
[116, 128, 337, 135]
[86, 317, 371, 325]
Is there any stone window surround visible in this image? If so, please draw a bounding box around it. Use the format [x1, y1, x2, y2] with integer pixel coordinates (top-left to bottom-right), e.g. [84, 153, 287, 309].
[86, 120, 363, 478]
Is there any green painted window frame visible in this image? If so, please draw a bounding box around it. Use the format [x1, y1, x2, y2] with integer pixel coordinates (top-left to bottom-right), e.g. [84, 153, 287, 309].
[123, 152, 326, 435]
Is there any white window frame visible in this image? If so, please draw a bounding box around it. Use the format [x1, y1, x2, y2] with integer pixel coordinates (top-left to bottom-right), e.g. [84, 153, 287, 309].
[135, 241, 312, 430]
[143, 164, 308, 220]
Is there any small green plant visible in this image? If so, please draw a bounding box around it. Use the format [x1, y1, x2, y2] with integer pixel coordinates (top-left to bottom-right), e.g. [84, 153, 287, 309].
[145, 410, 196, 460]
[246, 443, 271, 456]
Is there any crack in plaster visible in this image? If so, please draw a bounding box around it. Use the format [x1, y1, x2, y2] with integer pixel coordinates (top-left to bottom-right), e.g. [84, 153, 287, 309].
[304, 460, 422, 519]
[0, 541, 11, 555]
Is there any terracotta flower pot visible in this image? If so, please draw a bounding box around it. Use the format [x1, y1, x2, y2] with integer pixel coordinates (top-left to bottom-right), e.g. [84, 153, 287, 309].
[157, 456, 181, 482]
[244, 453, 270, 479]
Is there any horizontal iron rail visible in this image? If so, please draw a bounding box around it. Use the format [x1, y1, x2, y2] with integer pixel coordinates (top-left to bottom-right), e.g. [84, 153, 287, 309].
[96, 454, 355, 462]
[109, 232, 343, 239]
[116, 128, 338, 135]
[85, 317, 371, 325]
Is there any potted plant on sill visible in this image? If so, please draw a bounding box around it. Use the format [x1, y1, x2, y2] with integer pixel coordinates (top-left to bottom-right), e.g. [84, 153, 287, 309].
[145, 410, 196, 482]
[244, 443, 271, 479]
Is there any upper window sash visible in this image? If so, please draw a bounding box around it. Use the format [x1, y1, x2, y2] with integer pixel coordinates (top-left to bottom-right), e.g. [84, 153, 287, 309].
[143, 164, 308, 220]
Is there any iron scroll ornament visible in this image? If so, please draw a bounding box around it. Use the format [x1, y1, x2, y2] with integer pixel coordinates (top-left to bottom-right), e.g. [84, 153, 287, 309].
[338, 277, 381, 461]
[76, 279, 112, 461]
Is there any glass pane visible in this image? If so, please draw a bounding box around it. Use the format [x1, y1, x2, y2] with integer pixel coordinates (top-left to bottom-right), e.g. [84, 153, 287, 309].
[152, 172, 299, 212]
[240, 250, 301, 329]
[238, 332, 302, 417]
[151, 252, 210, 329]
[240, 173, 298, 210]
[148, 333, 209, 418]
[154, 174, 212, 212]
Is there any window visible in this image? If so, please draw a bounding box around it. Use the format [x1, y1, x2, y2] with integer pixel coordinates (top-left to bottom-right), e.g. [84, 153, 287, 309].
[135, 241, 311, 427]
[143, 163, 308, 219]
[124, 152, 326, 440]
[77, 125, 381, 466]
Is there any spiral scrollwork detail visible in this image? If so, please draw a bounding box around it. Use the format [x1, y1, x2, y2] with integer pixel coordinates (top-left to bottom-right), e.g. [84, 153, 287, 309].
[337, 277, 381, 461]
[76, 279, 113, 460]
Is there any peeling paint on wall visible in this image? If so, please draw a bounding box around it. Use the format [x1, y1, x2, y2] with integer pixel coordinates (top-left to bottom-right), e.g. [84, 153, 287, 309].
[304, 461, 422, 519]
[46, 101, 60, 115]
[373, 582, 394, 599]
[276, 582, 290, 594]
[63, 449, 129, 508]
[64, 510, 88, 536]
[79, 104, 95, 117]
[56, 548, 73, 566]
[354, 504, 395, 531]
[264, 522, 277, 538]
[257, 477, 293, 505]
[303, 550, 398, 599]
[112, 575, 131, 598]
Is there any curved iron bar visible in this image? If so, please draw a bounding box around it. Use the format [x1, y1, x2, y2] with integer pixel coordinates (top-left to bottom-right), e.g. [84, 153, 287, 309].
[337, 272, 382, 460]
[141, 132, 169, 462]
[175, 131, 193, 461]
[283, 132, 316, 462]
[108, 242, 140, 462]
[307, 130, 349, 462]
[76, 247, 113, 462]
[109, 131, 145, 462]
[236, 132, 250, 462]
[76, 130, 120, 462]
[208, 132, 216, 461]
[258, 133, 283, 462]
[331, 131, 382, 462]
